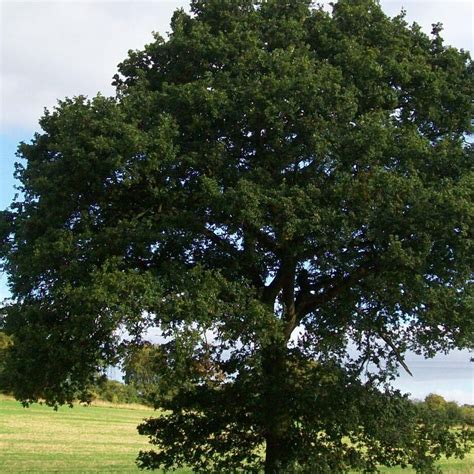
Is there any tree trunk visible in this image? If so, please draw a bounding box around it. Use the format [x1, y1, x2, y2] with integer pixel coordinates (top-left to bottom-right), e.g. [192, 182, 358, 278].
[265, 432, 286, 474]
[262, 343, 291, 474]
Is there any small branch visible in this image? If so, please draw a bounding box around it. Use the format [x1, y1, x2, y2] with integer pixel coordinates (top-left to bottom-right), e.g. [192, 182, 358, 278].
[356, 332, 372, 376]
[354, 307, 413, 377]
[201, 227, 239, 255]
[377, 330, 413, 377]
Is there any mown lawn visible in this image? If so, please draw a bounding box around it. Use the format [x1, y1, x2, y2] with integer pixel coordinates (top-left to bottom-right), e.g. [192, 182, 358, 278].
[0, 395, 472, 472]
[0, 395, 192, 473]
[377, 455, 474, 474]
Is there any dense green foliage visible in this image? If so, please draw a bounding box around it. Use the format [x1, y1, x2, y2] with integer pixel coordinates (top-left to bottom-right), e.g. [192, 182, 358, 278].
[0, 331, 13, 392]
[1, 0, 473, 472]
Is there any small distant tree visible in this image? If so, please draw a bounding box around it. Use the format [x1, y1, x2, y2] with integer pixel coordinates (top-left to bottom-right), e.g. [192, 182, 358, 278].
[123, 343, 168, 406]
[124, 340, 226, 407]
[445, 401, 463, 425]
[460, 405, 474, 426]
[1, 0, 473, 472]
[416, 394, 474, 428]
[425, 393, 447, 412]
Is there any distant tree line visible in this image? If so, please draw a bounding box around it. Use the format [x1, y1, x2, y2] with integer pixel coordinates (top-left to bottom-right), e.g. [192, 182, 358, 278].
[92, 382, 474, 428]
[1, 333, 472, 428]
[415, 393, 474, 427]
[88, 376, 474, 429]
[98, 343, 474, 428]
[90, 377, 142, 405]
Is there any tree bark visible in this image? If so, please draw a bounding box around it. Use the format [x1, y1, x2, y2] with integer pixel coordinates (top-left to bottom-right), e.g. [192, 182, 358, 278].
[262, 343, 291, 474]
[265, 432, 286, 474]
[261, 258, 296, 473]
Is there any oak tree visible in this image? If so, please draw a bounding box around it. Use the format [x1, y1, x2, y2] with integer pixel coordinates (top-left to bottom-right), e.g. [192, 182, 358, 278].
[1, 0, 473, 472]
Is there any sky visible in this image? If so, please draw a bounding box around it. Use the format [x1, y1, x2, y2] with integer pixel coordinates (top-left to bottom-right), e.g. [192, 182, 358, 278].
[0, 0, 472, 403]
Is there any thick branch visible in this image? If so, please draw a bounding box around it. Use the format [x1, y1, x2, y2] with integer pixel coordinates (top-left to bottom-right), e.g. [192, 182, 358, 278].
[261, 255, 296, 306]
[262, 267, 286, 305]
[202, 227, 264, 288]
[261, 255, 300, 341]
[253, 228, 279, 254]
[295, 263, 375, 320]
[281, 261, 297, 341]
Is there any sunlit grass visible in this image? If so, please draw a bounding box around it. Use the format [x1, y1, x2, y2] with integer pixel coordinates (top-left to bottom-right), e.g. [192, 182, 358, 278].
[0, 394, 472, 472]
[376, 453, 474, 473]
[0, 394, 155, 472]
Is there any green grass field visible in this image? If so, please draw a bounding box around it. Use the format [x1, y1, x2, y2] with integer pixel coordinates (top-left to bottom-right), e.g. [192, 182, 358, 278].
[0, 395, 157, 472]
[0, 395, 472, 473]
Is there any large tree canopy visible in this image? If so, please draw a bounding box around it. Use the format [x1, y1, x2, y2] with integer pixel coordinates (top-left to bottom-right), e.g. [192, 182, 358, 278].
[1, 0, 473, 472]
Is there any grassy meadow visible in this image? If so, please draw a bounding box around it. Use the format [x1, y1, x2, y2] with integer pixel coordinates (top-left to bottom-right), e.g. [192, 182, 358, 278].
[0, 395, 190, 473]
[0, 394, 472, 473]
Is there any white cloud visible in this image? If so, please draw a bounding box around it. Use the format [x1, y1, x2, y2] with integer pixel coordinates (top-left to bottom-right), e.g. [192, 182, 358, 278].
[0, 0, 188, 131]
[435, 388, 473, 405]
[394, 379, 474, 405]
[1, 0, 472, 132]
[393, 350, 473, 404]
[380, 0, 473, 52]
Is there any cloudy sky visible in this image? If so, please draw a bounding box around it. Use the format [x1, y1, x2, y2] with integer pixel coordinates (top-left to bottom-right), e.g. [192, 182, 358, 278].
[0, 0, 472, 403]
